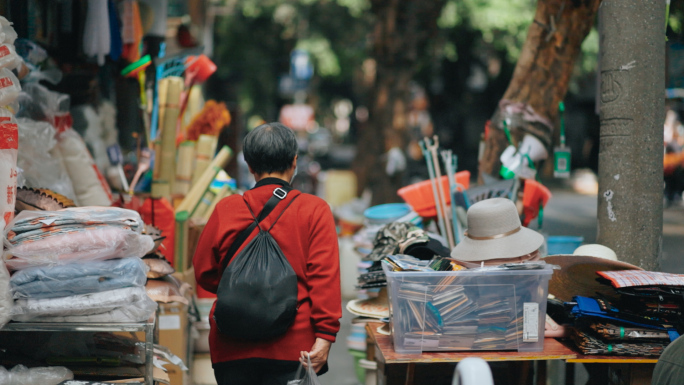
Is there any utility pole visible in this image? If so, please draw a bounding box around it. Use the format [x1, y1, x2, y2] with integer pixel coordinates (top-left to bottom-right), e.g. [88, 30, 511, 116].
[597, 0, 666, 270]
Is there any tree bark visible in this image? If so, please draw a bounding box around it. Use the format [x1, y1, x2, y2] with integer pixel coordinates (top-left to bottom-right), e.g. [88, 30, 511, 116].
[353, 0, 446, 205]
[596, 0, 665, 270]
[479, 0, 601, 182]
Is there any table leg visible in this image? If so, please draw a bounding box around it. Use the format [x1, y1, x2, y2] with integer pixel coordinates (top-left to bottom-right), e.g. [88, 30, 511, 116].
[405, 363, 415, 385]
[565, 362, 575, 385]
[537, 361, 547, 385]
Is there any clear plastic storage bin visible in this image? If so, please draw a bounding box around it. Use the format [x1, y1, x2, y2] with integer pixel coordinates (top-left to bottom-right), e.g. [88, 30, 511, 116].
[383, 263, 553, 353]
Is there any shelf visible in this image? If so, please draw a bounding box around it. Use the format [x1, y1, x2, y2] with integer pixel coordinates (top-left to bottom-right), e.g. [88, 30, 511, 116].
[0, 320, 156, 385]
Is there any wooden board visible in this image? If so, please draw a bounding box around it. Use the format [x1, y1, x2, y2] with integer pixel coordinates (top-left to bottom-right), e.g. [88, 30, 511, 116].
[366, 323, 577, 364]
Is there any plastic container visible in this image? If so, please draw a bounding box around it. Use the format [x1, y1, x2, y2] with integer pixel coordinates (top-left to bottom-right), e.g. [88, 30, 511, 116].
[363, 203, 412, 224]
[397, 171, 471, 217]
[547, 236, 584, 255]
[383, 263, 554, 353]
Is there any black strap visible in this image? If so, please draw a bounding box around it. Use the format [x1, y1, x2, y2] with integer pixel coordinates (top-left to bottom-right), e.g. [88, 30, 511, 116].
[220, 186, 297, 271]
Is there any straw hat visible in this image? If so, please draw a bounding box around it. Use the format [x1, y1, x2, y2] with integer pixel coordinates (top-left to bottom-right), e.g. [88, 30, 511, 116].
[545, 255, 642, 302]
[450, 198, 544, 261]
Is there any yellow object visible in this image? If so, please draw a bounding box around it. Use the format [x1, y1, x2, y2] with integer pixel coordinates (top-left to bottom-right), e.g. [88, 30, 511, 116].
[192, 135, 218, 186]
[203, 184, 231, 221]
[174, 141, 196, 196]
[324, 170, 358, 207]
[153, 77, 183, 200]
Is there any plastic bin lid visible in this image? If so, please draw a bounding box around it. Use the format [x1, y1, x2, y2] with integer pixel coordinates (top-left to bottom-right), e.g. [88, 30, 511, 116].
[364, 203, 411, 222]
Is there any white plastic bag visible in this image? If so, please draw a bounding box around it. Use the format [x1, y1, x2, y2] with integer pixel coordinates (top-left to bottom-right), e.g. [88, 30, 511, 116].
[287, 354, 322, 385]
[0, 44, 21, 70]
[0, 17, 18, 45]
[0, 120, 18, 224]
[0, 365, 73, 385]
[16, 118, 77, 201]
[0, 258, 11, 329]
[0, 68, 21, 106]
[53, 128, 113, 206]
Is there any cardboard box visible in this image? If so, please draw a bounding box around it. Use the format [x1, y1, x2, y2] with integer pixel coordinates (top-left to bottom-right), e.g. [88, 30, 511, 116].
[158, 302, 190, 385]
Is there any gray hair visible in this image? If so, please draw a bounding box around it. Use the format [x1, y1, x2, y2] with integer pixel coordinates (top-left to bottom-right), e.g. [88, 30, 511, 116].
[243, 122, 298, 175]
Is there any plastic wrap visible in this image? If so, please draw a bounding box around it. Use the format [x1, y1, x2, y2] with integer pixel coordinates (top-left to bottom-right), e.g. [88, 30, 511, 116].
[11, 257, 148, 299]
[0, 119, 18, 225]
[16, 118, 77, 201]
[11, 286, 156, 321]
[0, 44, 21, 70]
[143, 255, 175, 279]
[4, 227, 154, 270]
[53, 128, 113, 206]
[0, 259, 11, 329]
[0, 68, 21, 106]
[145, 276, 190, 305]
[0, 17, 18, 45]
[0, 365, 73, 385]
[6, 206, 146, 236]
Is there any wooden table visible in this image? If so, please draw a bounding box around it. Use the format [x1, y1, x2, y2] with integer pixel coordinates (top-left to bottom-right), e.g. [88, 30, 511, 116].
[365, 323, 660, 385]
[365, 323, 576, 385]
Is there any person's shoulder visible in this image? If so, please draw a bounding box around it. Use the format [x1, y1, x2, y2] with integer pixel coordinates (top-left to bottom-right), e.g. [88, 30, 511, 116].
[215, 193, 244, 209]
[295, 191, 328, 207]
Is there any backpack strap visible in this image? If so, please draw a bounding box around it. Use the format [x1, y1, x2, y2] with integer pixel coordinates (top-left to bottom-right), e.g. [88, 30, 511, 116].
[220, 186, 298, 271]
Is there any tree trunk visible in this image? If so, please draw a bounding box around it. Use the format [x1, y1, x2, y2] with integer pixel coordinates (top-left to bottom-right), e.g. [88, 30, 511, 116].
[353, 0, 446, 205]
[596, 0, 665, 270]
[479, 0, 601, 182]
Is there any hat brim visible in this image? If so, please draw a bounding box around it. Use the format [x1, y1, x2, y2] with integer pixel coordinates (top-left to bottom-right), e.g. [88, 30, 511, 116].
[450, 226, 544, 261]
[544, 255, 642, 302]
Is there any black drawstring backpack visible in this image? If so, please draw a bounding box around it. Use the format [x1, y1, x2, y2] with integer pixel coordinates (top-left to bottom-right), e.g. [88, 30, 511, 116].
[214, 186, 300, 341]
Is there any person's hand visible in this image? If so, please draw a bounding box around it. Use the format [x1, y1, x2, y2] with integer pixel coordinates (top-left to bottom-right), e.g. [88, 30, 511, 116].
[300, 338, 332, 373]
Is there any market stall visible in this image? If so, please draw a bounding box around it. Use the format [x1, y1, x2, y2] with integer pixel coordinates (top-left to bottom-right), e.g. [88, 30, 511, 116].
[0, 5, 232, 384]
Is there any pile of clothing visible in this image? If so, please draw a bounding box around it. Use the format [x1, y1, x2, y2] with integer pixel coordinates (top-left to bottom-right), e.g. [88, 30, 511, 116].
[4, 207, 157, 323]
[561, 270, 684, 357]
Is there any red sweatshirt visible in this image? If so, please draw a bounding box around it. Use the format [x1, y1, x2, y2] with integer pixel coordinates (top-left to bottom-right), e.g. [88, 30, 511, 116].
[193, 178, 341, 367]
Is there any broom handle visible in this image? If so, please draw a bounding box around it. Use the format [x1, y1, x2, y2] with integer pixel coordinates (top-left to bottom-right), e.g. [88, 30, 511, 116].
[427, 136, 455, 249]
[442, 150, 462, 244]
[420, 139, 448, 244]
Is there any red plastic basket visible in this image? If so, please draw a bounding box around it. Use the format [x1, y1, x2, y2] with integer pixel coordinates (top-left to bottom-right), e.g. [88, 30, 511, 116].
[397, 171, 470, 217]
[522, 179, 552, 226]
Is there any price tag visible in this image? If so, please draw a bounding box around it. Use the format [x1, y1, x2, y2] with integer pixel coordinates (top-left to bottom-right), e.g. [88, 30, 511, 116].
[523, 302, 539, 342]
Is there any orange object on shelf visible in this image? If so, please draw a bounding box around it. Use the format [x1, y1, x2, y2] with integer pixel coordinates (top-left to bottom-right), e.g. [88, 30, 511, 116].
[397, 171, 470, 218]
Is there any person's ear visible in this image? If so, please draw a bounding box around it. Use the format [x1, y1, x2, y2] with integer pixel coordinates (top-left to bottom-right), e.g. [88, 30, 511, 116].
[248, 165, 255, 175]
[292, 155, 298, 169]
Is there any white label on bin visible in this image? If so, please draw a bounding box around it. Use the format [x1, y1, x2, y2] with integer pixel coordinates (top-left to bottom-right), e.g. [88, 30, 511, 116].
[523, 303, 539, 342]
[159, 314, 181, 330]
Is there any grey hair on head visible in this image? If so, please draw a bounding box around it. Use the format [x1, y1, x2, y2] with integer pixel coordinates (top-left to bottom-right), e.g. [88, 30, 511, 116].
[243, 122, 298, 175]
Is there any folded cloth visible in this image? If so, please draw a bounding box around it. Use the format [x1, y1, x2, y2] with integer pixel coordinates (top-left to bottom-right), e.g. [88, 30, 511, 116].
[4, 227, 154, 271]
[13, 295, 158, 323]
[11, 258, 148, 299]
[11, 286, 153, 321]
[5, 207, 145, 244]
[597, 270, 684, 288]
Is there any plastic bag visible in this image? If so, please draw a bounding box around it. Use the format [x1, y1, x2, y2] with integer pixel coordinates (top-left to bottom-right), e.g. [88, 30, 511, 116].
[16, 118, 77, 201]
[143, 255, 175, 278]
[11, 257, 148, 299]
[145, 275, 190, 305]
[11, 286, 153, 321]
[0, 120, 17, 225]
[0, 365, 73, 385]
[0, 17, 18, 45]
[0, 259, 11, 329]
[16, 294, 157, 323]
[53, 128, 113, 206]
[287, 354, 322, 385]
[0, 44, 20, 70]
[0, 68, 21, 106]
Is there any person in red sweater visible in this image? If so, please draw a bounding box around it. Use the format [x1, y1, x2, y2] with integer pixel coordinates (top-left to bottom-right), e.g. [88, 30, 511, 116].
[193, 122, 341, 385]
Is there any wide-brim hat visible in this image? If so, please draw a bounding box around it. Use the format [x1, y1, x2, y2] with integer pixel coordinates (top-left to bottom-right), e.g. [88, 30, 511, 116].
[545, 255, 642, 302]
[450, 198, 544, 261]
[345, 288, 389, 319]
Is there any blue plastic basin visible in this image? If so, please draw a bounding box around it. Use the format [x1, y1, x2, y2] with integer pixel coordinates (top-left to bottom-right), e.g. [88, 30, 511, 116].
[547, 236, 584, 255]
